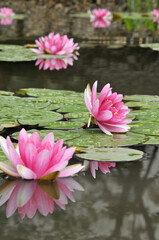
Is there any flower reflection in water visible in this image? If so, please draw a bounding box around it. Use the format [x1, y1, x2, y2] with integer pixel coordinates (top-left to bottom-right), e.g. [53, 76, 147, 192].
[84, 160, 116, 178]
[0, 178, 84, 219]
[35, 57, 75, 71]
[0, 18, 13, 25]
[91, 18, 111, 28]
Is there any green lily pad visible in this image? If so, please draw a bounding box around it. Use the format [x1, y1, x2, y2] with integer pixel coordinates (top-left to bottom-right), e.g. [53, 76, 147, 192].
[17, 110, 63, 125]
[0, 14, 25, 20]
[117, 12, 154, 20]
[127, 109, 159, 121]
[124, 95, 159, 102]
[16, 88, 79, 97]
[65, 129, 147, 147]
[132, 127, 159, 136]
[143, 136, 159, 145]
[140, 43, 159, 51]
[42, 121, 83, 129]
[0, 90, 13, 96]
[12, 129, 81, 143]
[125, 101, 159, 109]
[75, 147, 144, 162]
[0, 45, 72, 62]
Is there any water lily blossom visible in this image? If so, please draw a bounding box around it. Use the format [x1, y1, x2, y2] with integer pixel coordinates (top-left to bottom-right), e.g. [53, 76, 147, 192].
[152, 9, 159, 18]
[0, 129, 83, 180]
[90, 8, 112, 28]
[84, 81, 132, 135]
[0, 178, 84, 218]
[0, 8, 14, 17]
[84, 160, 116, 178]
[32, 32, 79, 59]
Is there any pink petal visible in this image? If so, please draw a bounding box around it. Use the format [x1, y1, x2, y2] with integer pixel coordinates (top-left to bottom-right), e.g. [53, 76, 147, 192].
[91, 81, 97, 105]
[97, 122, 112, 135]
[59, 164, 84, 178]
[43, 161, 68, 176]
[92, 99, 99, 117]
[42, 132, 54, 147]
[84, 85, 92, 112]
[97, 110, 112, 121]
[8, 145, 24, 167]
[18, 128, 29, 162]
[16, 165, 37, 180]
[0, 162, 19, 177]
[60, 147, 76, 162]
[34, 149, 50, 178]
[98, 83, 111, 103]
[0, 136, 9, 159]
[25, 143, 37, 169]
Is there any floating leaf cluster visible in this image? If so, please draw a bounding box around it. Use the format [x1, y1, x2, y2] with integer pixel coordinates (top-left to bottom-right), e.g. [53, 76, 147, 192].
[0, 88, 158, 163]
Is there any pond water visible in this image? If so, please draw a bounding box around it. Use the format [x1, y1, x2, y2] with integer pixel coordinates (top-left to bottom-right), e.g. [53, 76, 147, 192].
[0, 1, 159, 240]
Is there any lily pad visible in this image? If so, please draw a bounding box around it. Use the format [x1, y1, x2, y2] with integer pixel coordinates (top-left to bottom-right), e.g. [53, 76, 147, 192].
[0, 45, 72, 62]
[140, 43, 159, 51]
[132, 127, 159, 136]
[12, 129, 81, 142]
[143, 136, 159, 145]
[75, 147, 144, 162]
[125, 101, 159, 109]
[0, 14, 25, 20]
[65, 129, 147, 147]
[124, 95, 159, 102]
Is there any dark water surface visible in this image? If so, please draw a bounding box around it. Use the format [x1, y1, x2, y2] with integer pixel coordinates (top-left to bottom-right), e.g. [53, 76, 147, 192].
[0, 1, 159, 240]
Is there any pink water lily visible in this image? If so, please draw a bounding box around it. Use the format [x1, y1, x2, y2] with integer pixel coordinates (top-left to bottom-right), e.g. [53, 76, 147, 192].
[0, 128, 83, 180]
[32, 32, 79, 59]
[84, 160, 116, 178]
[0, 178, 84, 218]
[90, 8, 112, 23]
[152, 9, 159, 18]
[84, 81, 132, 135]
[35, 57, 74, 71]
[0, 8, 14, 17]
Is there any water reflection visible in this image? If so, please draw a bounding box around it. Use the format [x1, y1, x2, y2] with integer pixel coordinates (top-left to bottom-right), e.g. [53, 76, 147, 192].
[91, 18, 111, 28]
[35, 57, 75, 71]
[0, 18, 13, 25]
[0, 177, 84, 219]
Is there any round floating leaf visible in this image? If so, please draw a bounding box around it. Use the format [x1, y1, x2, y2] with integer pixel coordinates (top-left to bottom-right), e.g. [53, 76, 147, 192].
[70, 13, 90, 18]
[0, 90, 13, 96]
[124, 95, 159, 102]
[0, 14, 25, 20]
[140, 43, 159, 51]
[75, 147, 144, 162]
[143, 136, 159, 145]
[16, 88, 79, 97]
[130, 120, 159, 129]
[65, 129, 147, 147]
[42, 121, 84, 129]
[125, 101, 159, 109]
[17, 110, 63, 125]
[129, 109, 159, 121]
[132, 127, 159, 136]
[117, 12, 154, 20]
[12, 129, 81, 143]
[57, 104, 87, 113]
[0, 44, 72, 62]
